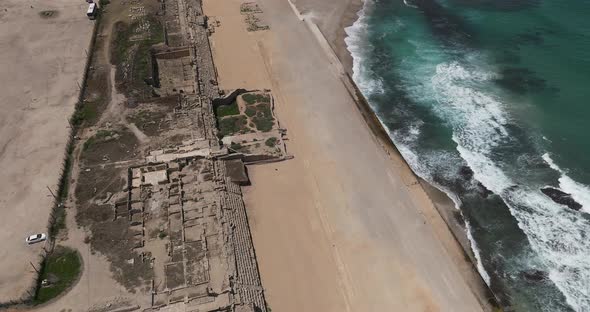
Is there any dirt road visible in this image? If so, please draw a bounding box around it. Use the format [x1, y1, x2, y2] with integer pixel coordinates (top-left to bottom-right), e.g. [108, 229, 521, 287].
[0, 0, 92, 302]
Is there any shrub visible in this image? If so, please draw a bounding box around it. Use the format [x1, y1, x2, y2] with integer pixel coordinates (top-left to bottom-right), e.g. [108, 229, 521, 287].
[252, 116, 273, 132]
[230, 142, 243, 151]
[218, 115, 248, 137]
[241, 93, 258, 105]
[216, 101, 240, 117]
[265, 137, 277, 147]
[245, 107, 256, 117]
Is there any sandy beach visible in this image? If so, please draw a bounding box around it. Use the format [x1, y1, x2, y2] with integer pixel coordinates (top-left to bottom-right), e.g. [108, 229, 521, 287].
[289, 0, 362, 75]
[205, 0, 493, 310]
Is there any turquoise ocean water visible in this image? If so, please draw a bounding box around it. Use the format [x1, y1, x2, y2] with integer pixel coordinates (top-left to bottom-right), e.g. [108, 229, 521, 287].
[345, 0, 590, 310]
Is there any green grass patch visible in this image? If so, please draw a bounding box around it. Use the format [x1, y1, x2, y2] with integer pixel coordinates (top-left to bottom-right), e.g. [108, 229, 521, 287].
[132, 15, 165, 80]
[265, 137, 277, 147]
[245, 106, 256, 117]
[96, 129, 114, 139]
[134, 41, 152, 85]
[216, 101, 240, 117]
[241, 93, 257, 105]
[34, 246, 82, 305]
[51, 207, 67, 237]
[252, 117, 274, 132]
[58, 151, 74, 201]
[111, 22, 135, 66]
[71, 103, 98, 127]
[241, 93, 270, 105]
[83, 137, 95, 151]
[251, 103, 274, 132]
[218, 115, 248, 137]
[260, 104, 272, 116]
[230, 142, 243, 151]
[111, 17, 165, 97]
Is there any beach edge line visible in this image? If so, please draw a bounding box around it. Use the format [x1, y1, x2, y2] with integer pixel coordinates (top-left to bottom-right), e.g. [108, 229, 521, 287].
[292, 5, 503, 310]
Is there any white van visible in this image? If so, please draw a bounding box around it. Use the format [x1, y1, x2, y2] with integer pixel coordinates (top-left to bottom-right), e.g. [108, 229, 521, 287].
[87, 3, 97, 20]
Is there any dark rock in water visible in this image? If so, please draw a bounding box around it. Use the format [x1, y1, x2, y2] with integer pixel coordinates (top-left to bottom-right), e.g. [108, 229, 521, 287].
[516, 31, 544, 46]
[521, 269, 548, 282]
[498, 51, 521, 64]
[452, 210, 465, 225]
[506, 185, 519, 192]
[494, 67, 548, 94]
[476, 182, 493, 198]
[530, 160, 551, 170]
[458, 165, 474, 180]
[412, 0, 474, 47]
[541, 187, 582, 211]
[451, 0, 540, 11]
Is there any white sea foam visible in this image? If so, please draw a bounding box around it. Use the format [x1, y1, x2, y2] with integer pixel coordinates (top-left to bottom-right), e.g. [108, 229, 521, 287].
[458, 145, 590, 312]
[344, 0, 590, 308]
[345, 0, 377, 95]
[436, 61, 590, 311]
[465, 221, 492, 285]
[431, 62, 508, 156]
[396, 135, 497, 290]
[402, 0, 418, 9]
[542, 153, 590, 213]
[344, 1, 497, 295]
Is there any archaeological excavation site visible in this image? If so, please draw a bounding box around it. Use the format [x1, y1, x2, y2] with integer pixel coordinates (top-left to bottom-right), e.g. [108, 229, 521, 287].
[45, 0, 288, 310]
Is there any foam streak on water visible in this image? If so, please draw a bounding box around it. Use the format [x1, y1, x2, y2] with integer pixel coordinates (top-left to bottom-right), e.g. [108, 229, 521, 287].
[345, 0, 381, 95]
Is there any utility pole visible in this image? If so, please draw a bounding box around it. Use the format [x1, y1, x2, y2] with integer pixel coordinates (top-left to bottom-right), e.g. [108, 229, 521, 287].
[46, 186, 58, 201]
[29, 261, 39, 274]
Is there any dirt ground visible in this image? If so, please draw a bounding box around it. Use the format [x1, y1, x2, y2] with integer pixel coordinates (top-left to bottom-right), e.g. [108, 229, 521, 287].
[204, 0, 271, 91]
[0, 0, 93, 302]
[23, 0, 166, 309]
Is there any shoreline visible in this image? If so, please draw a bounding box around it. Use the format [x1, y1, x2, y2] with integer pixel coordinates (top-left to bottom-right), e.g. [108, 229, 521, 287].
[342, 67, 500, 310]
[300, 0, 501, 309]
[205, 0, 498, 308]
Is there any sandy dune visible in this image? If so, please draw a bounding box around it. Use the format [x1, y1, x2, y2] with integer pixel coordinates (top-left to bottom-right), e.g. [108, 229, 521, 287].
[0, 0, 93, 302]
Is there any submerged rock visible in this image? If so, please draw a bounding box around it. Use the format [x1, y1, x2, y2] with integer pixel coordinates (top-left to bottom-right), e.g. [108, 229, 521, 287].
[476, 182, 493, 198]
[495, 67, 548, 94]
[541, 187, 582, 211]
[521, 269, 548, 282]
[459, 165, 474, 180]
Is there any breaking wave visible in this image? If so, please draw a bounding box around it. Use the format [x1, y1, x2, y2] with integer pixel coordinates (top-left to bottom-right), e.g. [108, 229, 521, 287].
[346, 5, 590, 306]
[345, 0, 382, 95]
[428, 57, 590, 310]
[542, 153, 590, 213]
[430, 60, 590, 311]
[344, 0, 496, 294]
